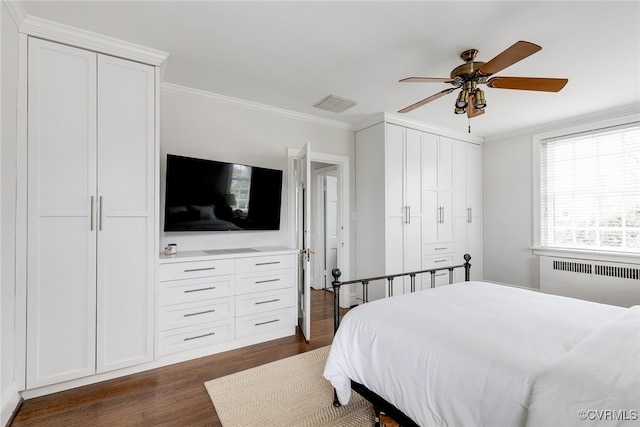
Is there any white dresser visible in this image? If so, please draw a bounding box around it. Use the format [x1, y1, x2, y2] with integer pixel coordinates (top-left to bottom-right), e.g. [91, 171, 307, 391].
[158, 247, 298, 357]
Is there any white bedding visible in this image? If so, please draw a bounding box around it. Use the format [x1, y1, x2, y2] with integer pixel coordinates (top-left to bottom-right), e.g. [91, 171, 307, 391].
[323, 281, 633, 427]
[527, 306, 640, 427]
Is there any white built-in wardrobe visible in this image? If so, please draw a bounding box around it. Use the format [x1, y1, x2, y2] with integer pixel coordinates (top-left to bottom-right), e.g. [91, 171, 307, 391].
[355, 115, 483, 299]
[26, 37, 157, 388]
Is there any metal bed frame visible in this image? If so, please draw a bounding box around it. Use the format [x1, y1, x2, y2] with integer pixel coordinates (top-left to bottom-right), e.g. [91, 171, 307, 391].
[329, 254, 472, 427]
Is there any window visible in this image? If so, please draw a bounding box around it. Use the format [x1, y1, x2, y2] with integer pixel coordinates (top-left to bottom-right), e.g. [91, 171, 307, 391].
[537, 121, 640, 255]
[230, 164, 251, 211]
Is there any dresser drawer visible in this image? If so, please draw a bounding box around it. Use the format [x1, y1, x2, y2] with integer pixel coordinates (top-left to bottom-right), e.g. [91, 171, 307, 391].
[158, 297, 235, 331]
[236, 307, 296, 339]
[423, 242, 455, 256]
[159, 276, 234, 306]
[236, 254, 296, 273]
[159, 258, 235, 281]
[236, 269, 294, 295]
[236, 288, 295, 316]
[158, 320, 234, 356]
[423, 255, 455, 270]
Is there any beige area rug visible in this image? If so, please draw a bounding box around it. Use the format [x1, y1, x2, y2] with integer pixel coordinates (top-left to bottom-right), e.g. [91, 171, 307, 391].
[204, 346, 374, 426]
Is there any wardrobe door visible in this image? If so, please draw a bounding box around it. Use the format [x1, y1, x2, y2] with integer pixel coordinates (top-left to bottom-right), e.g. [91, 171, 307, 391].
[403, 129, 423, 293]
[96, 55, 155, 373]
[26, 38, 98, 388]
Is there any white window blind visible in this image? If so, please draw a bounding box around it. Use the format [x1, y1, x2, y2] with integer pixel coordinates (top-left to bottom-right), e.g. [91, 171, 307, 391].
[540, 122, 640, 254]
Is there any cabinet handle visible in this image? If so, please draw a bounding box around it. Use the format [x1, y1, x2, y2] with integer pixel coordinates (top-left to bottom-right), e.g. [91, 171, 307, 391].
[256, 261, 280, 266]
[90, 196, 94, 231]
[435, 272, 446, 277]
[183, 331, 215, 341]
[184, 309, 215, 317]
[404, 206, 409, 224]
[255, 319, 280, 326]
[435, 247, 448, 251]
[255, 298, 280, 305]
[184, 267, 216, 273]
[434, 259, 447, 263]
[256, 278, 280, 284]
[407, 205, 411, 224]
[184, 286, 216, 293]
[467, 207, 472, 223]
[99, 196, 103, 231]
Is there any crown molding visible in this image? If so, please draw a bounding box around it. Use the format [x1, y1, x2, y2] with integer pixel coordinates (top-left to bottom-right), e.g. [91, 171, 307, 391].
[484, 103, 640, 143]
[354, 112, 484, 144]
[161, 82, 355, 131]
[3, 1, 26, 26]
[18, 15, 168, 68]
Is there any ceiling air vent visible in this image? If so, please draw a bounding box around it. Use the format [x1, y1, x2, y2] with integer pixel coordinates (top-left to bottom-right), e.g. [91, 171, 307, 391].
[313, 95, 357, 113]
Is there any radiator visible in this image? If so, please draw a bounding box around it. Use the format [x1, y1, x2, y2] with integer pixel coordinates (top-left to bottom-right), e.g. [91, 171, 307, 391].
[539, 256, 640, 307]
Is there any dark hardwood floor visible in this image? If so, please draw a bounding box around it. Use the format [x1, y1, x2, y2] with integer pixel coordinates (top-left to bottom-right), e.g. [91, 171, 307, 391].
[11, 289, 348, 427]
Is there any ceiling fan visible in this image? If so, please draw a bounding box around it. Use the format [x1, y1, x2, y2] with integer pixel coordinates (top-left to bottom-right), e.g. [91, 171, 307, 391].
[398, 41, 568, 118]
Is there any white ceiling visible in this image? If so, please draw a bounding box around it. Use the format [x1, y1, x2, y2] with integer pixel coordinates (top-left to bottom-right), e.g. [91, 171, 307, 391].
[19, 1, 640, 139]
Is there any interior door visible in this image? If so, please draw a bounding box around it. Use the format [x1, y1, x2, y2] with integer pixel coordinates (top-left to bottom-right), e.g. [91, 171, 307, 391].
[324, 174, 339, 288]
[296, 143, 312, 341]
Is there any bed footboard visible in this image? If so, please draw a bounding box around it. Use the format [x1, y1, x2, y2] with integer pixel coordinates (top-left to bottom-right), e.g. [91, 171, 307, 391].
[328, 254, 472, 423]
[330, 254, 471, 333]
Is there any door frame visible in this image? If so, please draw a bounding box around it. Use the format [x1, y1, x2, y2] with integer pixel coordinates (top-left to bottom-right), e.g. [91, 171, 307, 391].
[287, 148, 351, 308]
[312, 165, 338, 290]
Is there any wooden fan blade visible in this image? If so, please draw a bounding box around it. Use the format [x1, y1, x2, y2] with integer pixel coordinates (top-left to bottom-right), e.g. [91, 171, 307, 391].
[400, 77, 456, 83]
[487, 76, 568, 92]
[398, 88, 456, 113]
[478, 41, 541, 76]
[467, 104, 485, 118]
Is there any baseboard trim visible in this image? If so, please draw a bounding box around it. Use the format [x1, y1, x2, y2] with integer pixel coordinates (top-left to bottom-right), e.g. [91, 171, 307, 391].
[1, 383, 22, 427]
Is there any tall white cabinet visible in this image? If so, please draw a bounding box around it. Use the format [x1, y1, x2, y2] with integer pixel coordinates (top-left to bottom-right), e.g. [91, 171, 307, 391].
[385, 125, 424, 295]
[355, 115, 482, 298]
[26, 38, 157, 388]
[454, 140, 484, 281]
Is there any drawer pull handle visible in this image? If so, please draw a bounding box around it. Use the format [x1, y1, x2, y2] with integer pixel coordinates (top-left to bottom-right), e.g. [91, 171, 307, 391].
[183, 332, 215, 341]
[434, 259, 447, 263]
[184, 286, 216, 293]
[184, 267, 216, 272]
[256, 278, 280, 284]
[184, 309, 216, 317]
[435, 272, 446, 277]
[255, 298, 280, 305]
[255, 261, 280, 266]
[255, 319, 280, 326]
[434, 247, 448, 251]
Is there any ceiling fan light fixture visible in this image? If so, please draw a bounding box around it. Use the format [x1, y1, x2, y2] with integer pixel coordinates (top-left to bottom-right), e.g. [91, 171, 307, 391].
[473, 89, 487, 109]
[455, 90, 469, 108]
[397, 40, 568, 117]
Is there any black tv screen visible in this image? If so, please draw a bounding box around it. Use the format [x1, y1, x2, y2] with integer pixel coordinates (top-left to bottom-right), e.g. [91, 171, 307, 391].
[164, 154, 283, 231]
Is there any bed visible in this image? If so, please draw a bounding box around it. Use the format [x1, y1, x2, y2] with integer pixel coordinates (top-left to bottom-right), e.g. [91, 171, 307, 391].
[323, 261, 640, 426]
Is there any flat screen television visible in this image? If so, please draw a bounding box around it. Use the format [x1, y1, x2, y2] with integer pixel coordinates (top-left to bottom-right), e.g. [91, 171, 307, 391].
[164, 154, 283, 231]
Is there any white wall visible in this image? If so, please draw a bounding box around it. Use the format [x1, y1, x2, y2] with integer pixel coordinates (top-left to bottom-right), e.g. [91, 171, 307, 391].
[159, 85, 354, 254]
[482, 133, 539, 288]
[1, 1, 21, 424]
[482, 105, 639, 289]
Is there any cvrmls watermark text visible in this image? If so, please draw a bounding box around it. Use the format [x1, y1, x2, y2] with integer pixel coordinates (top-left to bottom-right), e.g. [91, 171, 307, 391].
[577, 410, 638, 421]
